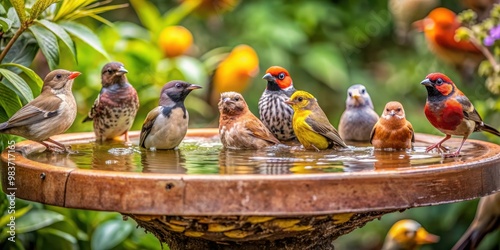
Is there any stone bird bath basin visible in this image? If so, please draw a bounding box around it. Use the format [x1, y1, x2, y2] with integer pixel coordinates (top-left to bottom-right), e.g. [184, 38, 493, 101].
[2, 128, 500, 249]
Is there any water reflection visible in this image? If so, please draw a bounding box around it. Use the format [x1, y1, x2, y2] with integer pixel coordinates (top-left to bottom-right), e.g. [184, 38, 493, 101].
[141, 149, 186, 174]
[25, 135, 488, 175]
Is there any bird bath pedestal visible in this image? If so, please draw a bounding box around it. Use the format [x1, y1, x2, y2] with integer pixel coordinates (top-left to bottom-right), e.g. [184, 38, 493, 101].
[2, 129, 500, 249]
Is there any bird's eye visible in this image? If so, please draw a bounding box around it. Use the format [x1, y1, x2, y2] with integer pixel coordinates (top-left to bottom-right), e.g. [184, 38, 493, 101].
[297, 97, 303, 102]
[234, 97, 240, 101]
[56, 74, 62, 79]
[361, 89, 366, 94]
[386, 108, 390, 112]
[278, 73, 285, 80]
[106, 69, 113, 74]
[348, 92, 352, 97]
[396, 108, 401, 112]
[436, 78, 443, 85]
[175, 83, 182, 88]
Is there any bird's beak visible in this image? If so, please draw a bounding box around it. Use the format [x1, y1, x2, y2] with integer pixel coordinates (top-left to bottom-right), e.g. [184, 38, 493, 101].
[187, 84, 202, 90]
[420, 78, 433, 87]
[284, 99, 293, 105]
[115, 66, 128, 76]
[415, 228, 440, 244]
[262, 73, 275, 81]
[223, 97, 233, 104]
[412, 18, 432, 32]
[389, 110, 396, 116]
[68, 72, 81, 80]
[351, 89, 360, 100]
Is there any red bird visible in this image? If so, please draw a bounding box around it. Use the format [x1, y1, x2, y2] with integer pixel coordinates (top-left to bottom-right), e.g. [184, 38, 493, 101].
[421, 72, 500, 157]
[414, 8, 484, 81]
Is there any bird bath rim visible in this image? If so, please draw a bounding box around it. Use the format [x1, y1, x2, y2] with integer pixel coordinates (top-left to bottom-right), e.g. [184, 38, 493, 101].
[1, 128, 500, 216]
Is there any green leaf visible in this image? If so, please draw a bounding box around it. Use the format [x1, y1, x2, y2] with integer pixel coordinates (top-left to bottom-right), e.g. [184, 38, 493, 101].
[0, 205, 32, 227]
[0, 63, 44, 91]
[30, 0, 58, 21]
[36, 20, 77, 62]
[3, 35, 38, 68]
[16, 209, 64, 233]
[129, 0, 162, 34]
[300, 44, 349, 91]
[0, 68, 34, 103]
[0, 17, 13, 32]
[29, 24, 60, 69]
[37, 228, 78, 249]
[91, 220, 133, 250]
[59, 21, 109, 59]
[10, 0, 27, 22]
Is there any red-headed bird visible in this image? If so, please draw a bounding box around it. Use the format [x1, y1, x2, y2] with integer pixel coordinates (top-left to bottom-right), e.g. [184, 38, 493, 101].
[414, 8, 484, 81]
[421, 72, 500, 157]
[259, 66, 296, 141]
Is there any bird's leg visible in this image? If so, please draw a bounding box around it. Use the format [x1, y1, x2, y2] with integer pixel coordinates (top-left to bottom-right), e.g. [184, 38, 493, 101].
[124, 131, 130, 142]
[45, 138, 75, 153]
[444, 136, 468, 158]
[40, 141, 65, 152]
[311, 144, 320, 152]
[426, 134, 451, 153]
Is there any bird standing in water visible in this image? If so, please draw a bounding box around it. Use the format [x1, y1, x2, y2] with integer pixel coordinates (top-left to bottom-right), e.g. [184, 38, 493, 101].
[83, 62, 139, 142]
[339, 84, 379, 142]
[285, 90, 347, 151]
[370, 101, 414, 150]
[140, 81, 201, 150]
[259, 66, 296, 141]
[219, 91, 280, 149]
[0, 70, 81, 152]
[421, 72, 500, 157]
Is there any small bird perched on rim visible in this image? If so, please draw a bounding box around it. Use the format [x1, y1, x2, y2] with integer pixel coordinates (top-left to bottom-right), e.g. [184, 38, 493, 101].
[140, 80, 201, 150]
[259, 66, 296, 141]
[382, 219, 440, 250]
[452, 192, 500, 250]
[370, 101, 414, 150]
[338, 84, 379, 142]
[83, 62, 139, 142]
[0, 70, 81, 152]
[421, 72, 500, 157]
[218, 91, 280, 149]
[285, 90, 347, 151]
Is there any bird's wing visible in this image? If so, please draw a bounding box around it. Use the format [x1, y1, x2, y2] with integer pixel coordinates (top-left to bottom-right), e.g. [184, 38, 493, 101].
[4, 94, 62, 128]
[306, 116, 346, 147]
[434, 29, 482, 53]
[369, 122, 378, 144]
[246, 118, 280, 145]
[82, 94, 100, 122]
[139, 106, 161, 148]
[407, 121, 415, 143]
[456, 94, 483, 123]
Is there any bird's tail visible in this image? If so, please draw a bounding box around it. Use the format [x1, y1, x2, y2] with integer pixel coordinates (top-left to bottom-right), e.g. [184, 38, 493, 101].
[82, 116, 93, 123]
[481, 123, 500, 137]
[0, 121, 8, 131]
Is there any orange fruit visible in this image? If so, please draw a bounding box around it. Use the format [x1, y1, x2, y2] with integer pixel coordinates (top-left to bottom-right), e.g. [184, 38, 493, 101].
[158, 26, 193, 58]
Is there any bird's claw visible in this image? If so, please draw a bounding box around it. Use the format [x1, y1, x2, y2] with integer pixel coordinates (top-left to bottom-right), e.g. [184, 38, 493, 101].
[443, 151, 461, 158]
[425, 143, 448, 153]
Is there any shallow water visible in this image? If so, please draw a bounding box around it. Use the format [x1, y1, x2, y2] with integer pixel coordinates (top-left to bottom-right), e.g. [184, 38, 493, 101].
[27, 135, 485, 175]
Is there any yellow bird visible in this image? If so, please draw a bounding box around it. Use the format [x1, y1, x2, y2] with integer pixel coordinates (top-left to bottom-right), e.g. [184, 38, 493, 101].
[382, 219, 440, 250]
[285, 90, 347, 150]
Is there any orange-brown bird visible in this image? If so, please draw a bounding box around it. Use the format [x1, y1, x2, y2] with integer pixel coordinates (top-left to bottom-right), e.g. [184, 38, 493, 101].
[421, 72, 500, 157]
[207, 44, 259, 106]
[83, 62, 139, 142]
[140, 81, 201, 150]
[338, 84, 379, 142]
[0, 70, 80, 152]
[370, 101, 414, 150]
[452, 192, 500, 250]
[259, 66, 296, 141]
[382, 219, 440, 250]
[414, 7, 484, 81]
[218, 91, 280, 149]
[285, 90, 347, 151]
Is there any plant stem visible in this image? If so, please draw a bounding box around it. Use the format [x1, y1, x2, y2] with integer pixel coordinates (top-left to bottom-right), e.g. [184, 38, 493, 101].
[0, 25, 26, 63]
[466, 28, 500, 73]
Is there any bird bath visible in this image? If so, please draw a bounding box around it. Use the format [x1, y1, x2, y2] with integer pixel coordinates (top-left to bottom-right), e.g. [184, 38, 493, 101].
[2, 128, 500, 249]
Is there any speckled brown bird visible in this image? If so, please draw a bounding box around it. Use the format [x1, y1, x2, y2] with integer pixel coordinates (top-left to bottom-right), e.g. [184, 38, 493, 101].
[452, 192, 500, 250]
[259, 66, 296, 141]
[83, 62, 139, 142]
[219, 91, 280, 149]
[0, 70, 80, 152]
[140, 81, 201, 150]
[382, 219, 440, 250]
[370, 101, 414, 150]
[338, 84, 379, 142]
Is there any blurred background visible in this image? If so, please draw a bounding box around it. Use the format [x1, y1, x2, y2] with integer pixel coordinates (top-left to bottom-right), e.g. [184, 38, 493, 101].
[1, 0, 500, 249]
